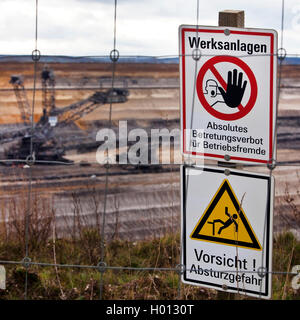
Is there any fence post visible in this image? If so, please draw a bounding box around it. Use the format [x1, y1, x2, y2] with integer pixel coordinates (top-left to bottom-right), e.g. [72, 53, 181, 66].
[219, 10, 244, 28]
[216, 9, 245, 300]
[216, 10, 245, 171]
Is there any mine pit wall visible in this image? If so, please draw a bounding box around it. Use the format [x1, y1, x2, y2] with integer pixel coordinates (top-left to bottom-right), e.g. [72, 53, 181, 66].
[54, 188, 180, 240]
[0, 169, 181, 242]
[42, 182, 300, 243]
[274, 195, 300, 239]
[52, 170, 181, 240]
[273, 166, 300, 240]
[0, 168, 299, 242]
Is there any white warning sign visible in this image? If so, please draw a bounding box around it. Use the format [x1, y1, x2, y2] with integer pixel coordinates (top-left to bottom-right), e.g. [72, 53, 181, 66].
[181, 165, 274, 299]
[179, 25, 278, 164]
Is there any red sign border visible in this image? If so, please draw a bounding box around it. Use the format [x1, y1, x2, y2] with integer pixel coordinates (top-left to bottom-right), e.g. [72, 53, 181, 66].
[181, 27, 275, 164]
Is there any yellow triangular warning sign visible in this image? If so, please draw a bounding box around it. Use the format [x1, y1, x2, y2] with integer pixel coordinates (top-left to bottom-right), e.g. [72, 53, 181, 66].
[190, 179, 262, 250]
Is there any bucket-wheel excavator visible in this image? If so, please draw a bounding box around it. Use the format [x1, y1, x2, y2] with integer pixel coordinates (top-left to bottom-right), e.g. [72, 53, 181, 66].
[2, 66, 129, 163]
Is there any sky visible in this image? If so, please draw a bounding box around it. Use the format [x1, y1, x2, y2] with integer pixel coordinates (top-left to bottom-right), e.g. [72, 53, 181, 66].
[0, 0, 299, 57]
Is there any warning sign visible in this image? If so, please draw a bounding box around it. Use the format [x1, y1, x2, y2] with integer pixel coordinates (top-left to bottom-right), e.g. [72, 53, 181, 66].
[179, 25, 278, 164]
[181, 165, 274, 298]
[190, 179, 262, 250]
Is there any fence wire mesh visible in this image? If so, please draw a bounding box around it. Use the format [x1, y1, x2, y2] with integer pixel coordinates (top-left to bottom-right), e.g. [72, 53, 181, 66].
[0, 0, 299, 300]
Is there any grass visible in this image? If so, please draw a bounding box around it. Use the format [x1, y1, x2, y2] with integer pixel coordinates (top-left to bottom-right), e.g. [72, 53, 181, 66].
[0, 230, 299, 300]
[272, 231, 300, 299]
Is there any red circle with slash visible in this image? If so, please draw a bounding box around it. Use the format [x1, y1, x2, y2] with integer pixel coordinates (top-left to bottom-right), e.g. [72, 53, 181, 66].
[196, 56, 258, 121]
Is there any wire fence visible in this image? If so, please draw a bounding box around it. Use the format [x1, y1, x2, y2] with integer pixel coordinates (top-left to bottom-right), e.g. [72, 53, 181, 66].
[0, 0, 299, 300]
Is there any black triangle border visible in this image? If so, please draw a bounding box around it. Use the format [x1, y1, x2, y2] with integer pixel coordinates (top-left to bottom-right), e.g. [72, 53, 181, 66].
[190, 179, 261, 249]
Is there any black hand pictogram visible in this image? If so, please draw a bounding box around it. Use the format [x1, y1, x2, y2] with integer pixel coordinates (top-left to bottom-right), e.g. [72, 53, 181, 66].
[218, 69, 247, 109]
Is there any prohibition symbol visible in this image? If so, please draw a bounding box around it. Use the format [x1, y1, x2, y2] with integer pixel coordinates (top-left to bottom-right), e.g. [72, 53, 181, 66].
[196, 56, 258, 121]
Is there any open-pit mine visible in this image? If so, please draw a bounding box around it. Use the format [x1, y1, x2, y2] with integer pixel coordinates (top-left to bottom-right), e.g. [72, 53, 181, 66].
[0, 59, 299, 240]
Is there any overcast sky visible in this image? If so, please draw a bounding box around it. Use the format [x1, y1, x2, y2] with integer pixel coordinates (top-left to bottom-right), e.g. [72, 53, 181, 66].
[0, 0, 299, 57]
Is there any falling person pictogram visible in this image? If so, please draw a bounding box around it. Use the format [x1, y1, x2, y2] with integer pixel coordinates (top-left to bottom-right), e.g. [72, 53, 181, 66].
[207, 206, 238, 236]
